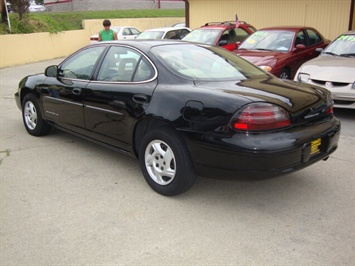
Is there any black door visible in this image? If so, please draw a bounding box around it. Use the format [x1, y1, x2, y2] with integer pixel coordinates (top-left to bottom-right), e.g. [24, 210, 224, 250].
[41, 46, 107, 132]
[83, 45, 158, 150]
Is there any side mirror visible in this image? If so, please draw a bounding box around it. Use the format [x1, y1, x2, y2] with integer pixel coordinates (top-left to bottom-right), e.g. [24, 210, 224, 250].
[295, 44, 306, 50]
[315, 47, 323, 53]
[45, 65, 58, 77]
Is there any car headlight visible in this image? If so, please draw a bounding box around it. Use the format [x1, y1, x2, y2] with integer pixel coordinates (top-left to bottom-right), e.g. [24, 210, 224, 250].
[297, 73, 310, 83]
[259, 65, 272, 72]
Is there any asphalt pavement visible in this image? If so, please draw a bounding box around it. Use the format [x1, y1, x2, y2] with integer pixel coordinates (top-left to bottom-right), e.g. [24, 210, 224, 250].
[0, 59, 354, 265]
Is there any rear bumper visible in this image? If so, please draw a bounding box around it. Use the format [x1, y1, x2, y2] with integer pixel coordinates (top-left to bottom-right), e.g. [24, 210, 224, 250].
[183, 117, 341, 179]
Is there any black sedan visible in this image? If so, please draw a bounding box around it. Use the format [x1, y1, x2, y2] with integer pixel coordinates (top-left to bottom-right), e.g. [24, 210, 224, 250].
[15, 40, 341, 196]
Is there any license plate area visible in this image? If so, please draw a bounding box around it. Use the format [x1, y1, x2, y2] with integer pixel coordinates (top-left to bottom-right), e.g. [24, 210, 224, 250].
[310, 138, 322, 156]
[302, 138, 324, 162]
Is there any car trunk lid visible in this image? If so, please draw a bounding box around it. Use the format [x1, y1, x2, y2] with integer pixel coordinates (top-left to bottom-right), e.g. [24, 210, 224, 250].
[194, 76, 332, 123]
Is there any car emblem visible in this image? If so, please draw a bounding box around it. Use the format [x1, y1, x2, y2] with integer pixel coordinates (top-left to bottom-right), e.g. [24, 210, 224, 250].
[325, 81, 332, 88]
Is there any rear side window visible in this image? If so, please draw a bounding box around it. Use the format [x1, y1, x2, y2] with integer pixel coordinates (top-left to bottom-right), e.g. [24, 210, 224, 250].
[306, 29, 322, 46]
[96, 46, 155, 82]
[179, 29, 190, 39]
[130, 28, 141, 35]
[235, 28, 250, 42]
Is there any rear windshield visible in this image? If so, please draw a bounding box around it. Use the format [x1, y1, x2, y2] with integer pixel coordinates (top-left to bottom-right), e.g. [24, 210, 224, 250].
[151, 44, 268, 80]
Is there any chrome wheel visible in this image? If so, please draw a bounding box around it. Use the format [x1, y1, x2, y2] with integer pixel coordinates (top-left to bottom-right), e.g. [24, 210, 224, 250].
[139, 127, 197, 196]
[279, 69, 290, 79]
[22, 94, 51, 136]
[24, 100, 37, 130]
[144, 140, 176, 186]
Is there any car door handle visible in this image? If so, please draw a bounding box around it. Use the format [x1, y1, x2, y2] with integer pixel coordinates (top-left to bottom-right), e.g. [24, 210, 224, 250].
[132, 94, 148, 104]
[72, 88, 82, 95]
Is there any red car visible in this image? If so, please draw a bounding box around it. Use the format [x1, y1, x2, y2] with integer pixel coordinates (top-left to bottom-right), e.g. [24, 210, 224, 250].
[182, 21, 256, 51]
[234, 26, 330, 79]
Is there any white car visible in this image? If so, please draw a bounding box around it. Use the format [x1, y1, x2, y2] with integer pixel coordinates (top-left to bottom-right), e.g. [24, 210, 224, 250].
[135, 27, 191, 40]
[89, 26, 141, 44]
[294, 30, 355, 109]
[29, 3, 46, 12]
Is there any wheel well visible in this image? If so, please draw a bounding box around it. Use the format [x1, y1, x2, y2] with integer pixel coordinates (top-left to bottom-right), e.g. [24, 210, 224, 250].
[133, 118, 176, 158]
[20, 88, 33, 106]
[280, 67, 290, 75]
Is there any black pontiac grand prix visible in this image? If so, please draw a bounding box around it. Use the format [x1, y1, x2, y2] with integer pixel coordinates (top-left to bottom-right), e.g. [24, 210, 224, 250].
[15, 40, 341, 196]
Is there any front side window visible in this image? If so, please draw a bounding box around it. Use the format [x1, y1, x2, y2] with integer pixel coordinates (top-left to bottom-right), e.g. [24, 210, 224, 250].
[59, 46, 106, 80]
[295, 31, 306, 46]
[96, 46, 155, 82]
[165, 30, 178, 39]
[122, 28, 131, 36]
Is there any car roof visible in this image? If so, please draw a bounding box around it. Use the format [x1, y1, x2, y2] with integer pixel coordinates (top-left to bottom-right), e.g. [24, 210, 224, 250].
[142, 27, 189, 32]
[89, 39, 189, 49]
[200, 21, 252, 29]
[111, 26, 137, 28]
[342, 30, 355, 35]
[258, 26, 315, 31]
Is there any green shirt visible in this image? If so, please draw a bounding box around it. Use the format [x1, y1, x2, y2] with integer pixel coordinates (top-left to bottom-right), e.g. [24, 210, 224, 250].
[100, 29, 115, 41]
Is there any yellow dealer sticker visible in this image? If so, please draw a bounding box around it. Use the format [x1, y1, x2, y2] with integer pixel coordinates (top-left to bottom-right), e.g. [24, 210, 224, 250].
[310, 138, 321, 155]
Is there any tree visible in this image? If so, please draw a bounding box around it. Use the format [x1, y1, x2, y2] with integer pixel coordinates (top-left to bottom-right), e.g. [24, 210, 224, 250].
[9, 0, 30, 20]
[1, 0, 8, 24]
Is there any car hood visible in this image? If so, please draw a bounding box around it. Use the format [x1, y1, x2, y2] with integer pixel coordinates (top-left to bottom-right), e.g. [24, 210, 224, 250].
[235, 50, 286, 65]
[298, 55, 355, 83]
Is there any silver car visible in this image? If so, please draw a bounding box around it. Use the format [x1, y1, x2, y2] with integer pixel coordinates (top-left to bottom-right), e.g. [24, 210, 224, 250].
[294, 30, 355, 109]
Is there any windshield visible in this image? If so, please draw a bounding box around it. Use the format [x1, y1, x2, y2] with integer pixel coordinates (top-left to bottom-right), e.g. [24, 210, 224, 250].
[182, 29, 221, 45]
[322, 34, 355, 57]
[136, 31, 164, 40]
[152, 44, 268, 80]
[239, 30, 295, 52]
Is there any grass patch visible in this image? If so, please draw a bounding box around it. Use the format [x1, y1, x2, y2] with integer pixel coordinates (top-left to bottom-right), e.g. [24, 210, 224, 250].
[0, 9, 185, 34]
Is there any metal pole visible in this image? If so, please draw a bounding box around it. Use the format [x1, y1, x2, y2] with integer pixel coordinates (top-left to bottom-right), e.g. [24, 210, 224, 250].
[3, 0, 11, 32]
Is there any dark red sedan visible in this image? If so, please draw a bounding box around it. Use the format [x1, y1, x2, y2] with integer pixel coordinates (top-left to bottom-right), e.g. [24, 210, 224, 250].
[234, 26, 330, 79]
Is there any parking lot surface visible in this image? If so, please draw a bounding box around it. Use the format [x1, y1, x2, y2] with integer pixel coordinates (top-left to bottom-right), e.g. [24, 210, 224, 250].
[1, 59, 354, 265]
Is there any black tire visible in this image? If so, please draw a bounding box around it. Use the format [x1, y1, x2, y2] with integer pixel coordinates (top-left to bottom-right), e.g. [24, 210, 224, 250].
[138, 127, 197, 196]
[22, 94, 51, 136]
[279, 68, 290, 79]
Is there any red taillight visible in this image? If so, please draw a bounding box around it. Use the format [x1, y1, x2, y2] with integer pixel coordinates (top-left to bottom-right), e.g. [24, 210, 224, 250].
[326, 106, 333, 114]
[90, 37, 98, 41]
[326, 95, 334, 114]
[233, 103, 291, 131]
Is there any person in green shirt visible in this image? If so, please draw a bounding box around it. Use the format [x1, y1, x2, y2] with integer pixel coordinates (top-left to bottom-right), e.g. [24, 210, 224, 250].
[99, 19, 118, 41]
